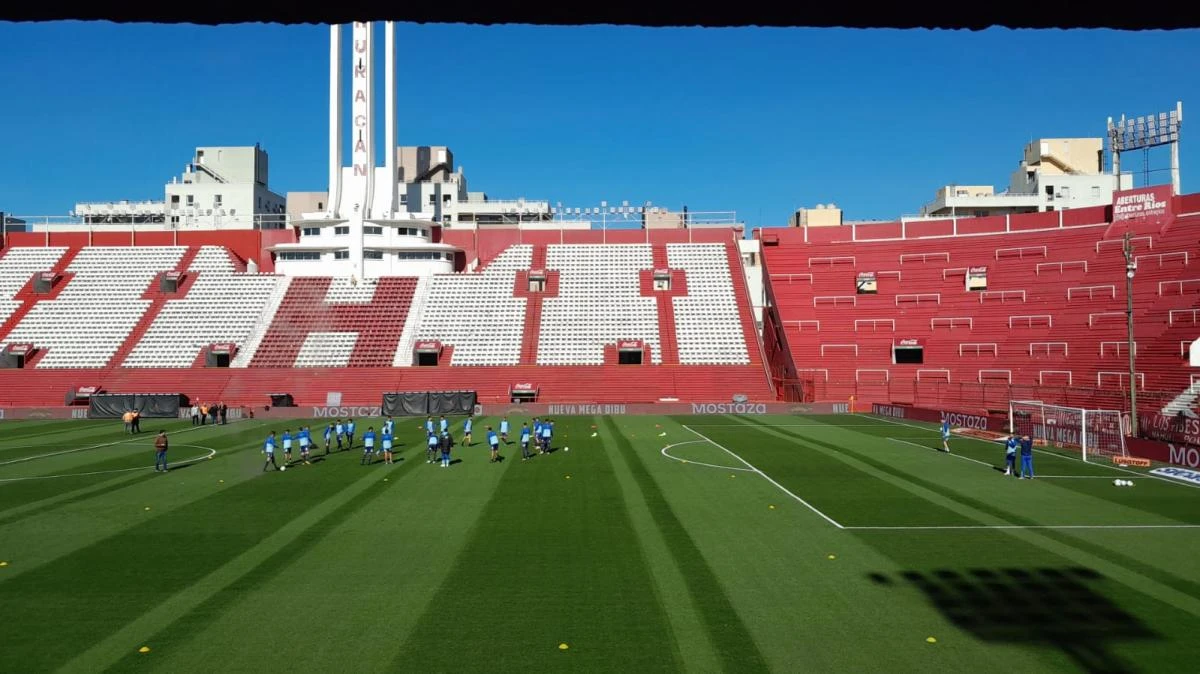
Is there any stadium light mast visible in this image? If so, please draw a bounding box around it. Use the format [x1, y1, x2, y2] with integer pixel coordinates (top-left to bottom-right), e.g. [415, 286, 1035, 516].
[1124, 231, 1138, 437]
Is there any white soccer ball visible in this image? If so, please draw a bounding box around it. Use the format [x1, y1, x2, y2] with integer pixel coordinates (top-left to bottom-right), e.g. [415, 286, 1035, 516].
[280, 465, 287, 472]
[1113, 479, 1121, 486]
[564, 447, 570, 452]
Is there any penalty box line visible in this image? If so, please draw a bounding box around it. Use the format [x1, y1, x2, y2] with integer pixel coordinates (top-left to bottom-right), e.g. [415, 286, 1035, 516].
[856, 414, 1200, 491]
[681, 424, 845, 529]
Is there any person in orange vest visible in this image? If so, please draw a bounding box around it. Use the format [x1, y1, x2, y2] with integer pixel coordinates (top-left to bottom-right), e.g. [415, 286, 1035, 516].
[122, 410, 134, 434]
[154, 430, 169, 472]
[200, 403, 209, 425]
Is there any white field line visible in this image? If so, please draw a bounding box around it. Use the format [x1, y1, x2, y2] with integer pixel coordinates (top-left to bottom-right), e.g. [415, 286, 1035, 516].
[856, 413, 1200, 491]
[844, 524, 1200, 531]
[681, 424, 845, 529]
[660, 440, 754, 472]
[0, 445, 217, 482]
[0, 418, 259, 468]
[887, 436, 996, 469]
[682, 424, 911, 428]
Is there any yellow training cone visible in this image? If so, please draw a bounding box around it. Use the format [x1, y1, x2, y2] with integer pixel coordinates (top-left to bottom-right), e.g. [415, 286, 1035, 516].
[139, 646, 151, 653]
[926, 637, 937, 644]
[769, 505, 776, 510]
[828, 555, 836, 560]
[144, 507, 151, 511]
[558, 643, 569, 650]
[218, 480, 224, 483]
[0, 561, 9, 567]
[565, 475, 572, 480]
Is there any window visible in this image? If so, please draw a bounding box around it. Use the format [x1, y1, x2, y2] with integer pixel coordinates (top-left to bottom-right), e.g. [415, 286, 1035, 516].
[1045, 185, 1054, 198]
[334, 226, 350, 235]
[396, 251, 450, 261]
[428, 194, 436, 204]
[973, 210, 987, 218]
[214, 194, 223, 207]
[364, 225, 383, 235]
[317, 201, 324, 209]
[301, 227, 321, 236]
[334, 250, 349, 260]
[400, 194, 407, 204]
[1091, 186, 1101, 198]
[277, 251, 321, 261]
[170, 216, 180, 224]
[170, 195, 180, 206]
[185, 194, 194, 206]
[364, 249, 384, 260]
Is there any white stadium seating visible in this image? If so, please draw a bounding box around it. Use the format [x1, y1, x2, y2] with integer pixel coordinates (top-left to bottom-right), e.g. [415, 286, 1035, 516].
[413, 244, 531, 365]
[3, 247, 186, 368]
[667, 243, 750, 365]
[538, 244, 662, 365]
[294, 331, 358, 367]
[123, 272, 283, 368]
[0, 247, 67, 325]
[187, 245, 237, 274]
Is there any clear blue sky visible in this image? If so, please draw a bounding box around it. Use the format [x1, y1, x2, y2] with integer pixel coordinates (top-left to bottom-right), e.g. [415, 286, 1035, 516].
[0, 21, 1196, 226]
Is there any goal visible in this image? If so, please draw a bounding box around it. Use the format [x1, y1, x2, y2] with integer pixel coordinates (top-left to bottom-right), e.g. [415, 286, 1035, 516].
[1008, 400, 1128, 462]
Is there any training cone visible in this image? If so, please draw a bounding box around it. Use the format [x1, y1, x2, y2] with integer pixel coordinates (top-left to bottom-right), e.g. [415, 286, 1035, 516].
[218, 479, 224, 483]
[658, 432, 667, 437]
[926, 637, 937, 644]
[769, 505, 776, 510]
[558, 643, 569, 650]
[566, 475, 571, 479]
[144, 507, 151, 511]
[0, 561, 8, 567]
[139, 646, 151, 653]
[591, 432, 598, 437]
[828, 555, 836, 560]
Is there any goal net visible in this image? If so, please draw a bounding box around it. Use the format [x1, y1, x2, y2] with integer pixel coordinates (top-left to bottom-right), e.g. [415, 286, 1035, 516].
[1008, 400, 1127, 462]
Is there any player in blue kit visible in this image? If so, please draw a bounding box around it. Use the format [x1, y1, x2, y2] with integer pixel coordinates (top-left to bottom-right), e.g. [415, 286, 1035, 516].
[1019, 435, 1035, 478]
[500, 417, 510, 443]
[335, 419, 346, 451]
[439, 431, 453, 467]
[381, 426, 395, 465]
[532, 418, 542, 453]
[298, 426, 312, 465]
[540, 419, 553, 453]
[463, 416, 474, 446]
[520, 422, 532, 461]
[941, 420, 952, 453]
[426, 432, 438, 464]
[383, 416, 395, 437]
[487, 427, 500, 463]
[262, 431, 279, 472]
[1004, 435, 1018, 476]
[439, 415, 449, 435]
[281, 429, 294, 465]
[346, 419, 356, 449]
[361, 427, 376, 465]
[324, 423, 334, 455]
[425, 416, 435, 435]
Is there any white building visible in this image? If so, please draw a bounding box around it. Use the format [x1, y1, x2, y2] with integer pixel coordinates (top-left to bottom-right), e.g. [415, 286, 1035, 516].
[919, 138, 1133, 217]
[74, 145, 287, 229]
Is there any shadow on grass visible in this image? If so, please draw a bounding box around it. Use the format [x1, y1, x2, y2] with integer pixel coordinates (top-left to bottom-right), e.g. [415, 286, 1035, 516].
[868, 567, 1158, 673]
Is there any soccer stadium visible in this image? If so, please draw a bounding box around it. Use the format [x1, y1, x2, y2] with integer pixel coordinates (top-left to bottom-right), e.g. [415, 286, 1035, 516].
[1, 20, 1199, 673]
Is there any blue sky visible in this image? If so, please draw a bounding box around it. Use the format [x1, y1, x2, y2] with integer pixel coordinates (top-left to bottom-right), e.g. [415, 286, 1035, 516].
[0, 21, 1196, 226]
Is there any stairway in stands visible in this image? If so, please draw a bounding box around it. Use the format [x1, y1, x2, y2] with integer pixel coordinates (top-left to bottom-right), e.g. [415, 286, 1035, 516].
[518, 245, 552, 365]
[648, 246, 679, 364]
[105, 247, 201, 368]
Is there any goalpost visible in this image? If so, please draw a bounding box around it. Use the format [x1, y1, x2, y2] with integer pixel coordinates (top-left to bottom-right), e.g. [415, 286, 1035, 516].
[1008, 400, 1128, 462]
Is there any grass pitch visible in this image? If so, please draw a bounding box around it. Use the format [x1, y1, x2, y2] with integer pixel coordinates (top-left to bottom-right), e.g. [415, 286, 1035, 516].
[1, 413, 1198, 673]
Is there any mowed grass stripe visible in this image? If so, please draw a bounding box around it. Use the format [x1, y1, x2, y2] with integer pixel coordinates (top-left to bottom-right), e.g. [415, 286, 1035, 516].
[390, 418, 681, 673]
[0, 432, 386, 673]
[603, 416, 770, 673]
[90, 453, 423, 674]
[732, 417, 1200, 617]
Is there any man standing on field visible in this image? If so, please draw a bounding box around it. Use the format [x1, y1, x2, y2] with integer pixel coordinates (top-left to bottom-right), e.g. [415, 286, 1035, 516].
[1019, 435, 1035, 479]
[154, 430, 169, 472]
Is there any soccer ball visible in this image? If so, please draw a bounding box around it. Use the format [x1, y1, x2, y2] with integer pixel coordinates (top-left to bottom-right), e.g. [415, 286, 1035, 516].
[280, 465, 287, 472]
[564, 447, 570, 452]
[1113, 479, 1121, 486]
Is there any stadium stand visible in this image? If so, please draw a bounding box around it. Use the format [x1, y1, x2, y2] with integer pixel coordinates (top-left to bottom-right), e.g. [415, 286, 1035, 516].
[0, 246, 67, 326]
[760, 196, 1200, 415]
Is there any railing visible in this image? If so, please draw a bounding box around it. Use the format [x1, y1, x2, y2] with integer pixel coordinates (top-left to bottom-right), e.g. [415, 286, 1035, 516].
[995, 245, 1047, 260]
[942, 267, 967, 279]
[896, 293, 940, 306]
[1100, 341, 1136, 357]
[1096, 236, 1152, 253]
[784, 319, 820, 331]
[854, 318, 895, 332]
[769, 273, 813, 283]
[813, 295, 856, 307]
[980, 289, 1025, 303]
[932, 317, 973, 330]
[959, 342, 998, 356]
[808, 255, 855, 267]
[1168, 309, 1200, 326]
[856, 369, 890, 383]
[1098, 371, 1145, 390]
[876, 270, 902, 281]
[1089, 311, 1126, 326]
[978, 369, 1012, 384]
[1039, 370, 1073, 386]
[1009, 314, 1052, 328]
[899, 252, 950, 264]
[1068, 284, 1116, 300]
[1028, 342, 1069, 356]
[1137, 251, 1189, 266]
[916, 369, 951, 382]
[821, 344, 859, 356]
[1036, 260, 1087, 275]
[1158, 279, 1200, 296]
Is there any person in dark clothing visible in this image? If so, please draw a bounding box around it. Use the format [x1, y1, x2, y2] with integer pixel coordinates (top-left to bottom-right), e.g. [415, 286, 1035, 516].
[219, 402, 227, 425]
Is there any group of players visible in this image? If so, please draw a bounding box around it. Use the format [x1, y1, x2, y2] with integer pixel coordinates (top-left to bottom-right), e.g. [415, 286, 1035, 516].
[940, 419, 1036, 479]
[260, 415, 559, 472]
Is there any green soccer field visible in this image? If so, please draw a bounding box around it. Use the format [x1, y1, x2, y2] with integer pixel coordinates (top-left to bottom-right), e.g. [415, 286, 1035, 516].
[1, 413, 1198, 673]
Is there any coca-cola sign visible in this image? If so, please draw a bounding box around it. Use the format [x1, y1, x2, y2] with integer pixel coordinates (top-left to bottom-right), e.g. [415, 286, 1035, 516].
[617, 340, 644, 350]
[512, 383, 537, 392]
[414, 341, 442, 353]
[895, 338, 923, 348]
